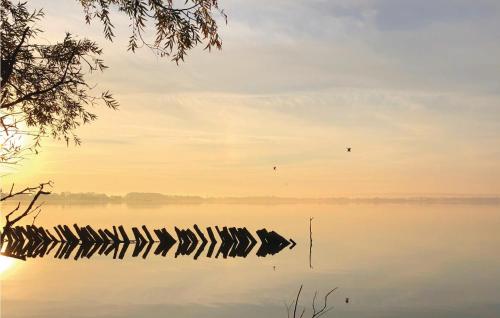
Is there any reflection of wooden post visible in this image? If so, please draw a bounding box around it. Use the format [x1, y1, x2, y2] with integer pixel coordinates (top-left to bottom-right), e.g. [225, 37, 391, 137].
[309, 217, 313, 269]
[118, 225, 130, 243]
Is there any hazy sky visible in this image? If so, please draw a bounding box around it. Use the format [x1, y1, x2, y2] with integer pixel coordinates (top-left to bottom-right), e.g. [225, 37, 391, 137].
[3, 0, 500, 196]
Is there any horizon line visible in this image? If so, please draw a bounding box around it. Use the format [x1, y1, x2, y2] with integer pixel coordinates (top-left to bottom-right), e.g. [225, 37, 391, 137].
[3, 190, 500, 199]
[3, 191, 500, 205]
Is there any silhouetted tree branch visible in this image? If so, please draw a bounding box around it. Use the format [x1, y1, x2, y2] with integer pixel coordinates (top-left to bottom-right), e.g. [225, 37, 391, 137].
[1, 181, 52, 242]
[78, 0, 227, 62]
[1, 0, 118, 163]
[1, 0, 226, 227]
[1, 0, 226, 161]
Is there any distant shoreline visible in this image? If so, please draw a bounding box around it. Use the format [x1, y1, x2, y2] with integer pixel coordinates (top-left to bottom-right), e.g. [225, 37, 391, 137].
[2, 192, 499, 205]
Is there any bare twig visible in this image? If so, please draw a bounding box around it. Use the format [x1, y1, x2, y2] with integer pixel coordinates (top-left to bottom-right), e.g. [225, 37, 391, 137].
[287, 285, 338, 318]
[312, 288, 338, 318]
[1, 181, 52, 235]
[293, 285, 303, 318]
[309, 217, 314, 269]
[31, 208, 42, 225]
[285, 301, 292, 318]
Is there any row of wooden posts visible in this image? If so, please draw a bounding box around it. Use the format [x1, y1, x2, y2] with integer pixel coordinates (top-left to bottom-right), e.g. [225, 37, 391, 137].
[0, 224, 296, 261]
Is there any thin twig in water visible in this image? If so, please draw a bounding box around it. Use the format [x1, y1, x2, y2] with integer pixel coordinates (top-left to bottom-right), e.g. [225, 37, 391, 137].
[309, 217, 314, 269]
[293, 285, 303, 318]
[286, 285, 338, 318]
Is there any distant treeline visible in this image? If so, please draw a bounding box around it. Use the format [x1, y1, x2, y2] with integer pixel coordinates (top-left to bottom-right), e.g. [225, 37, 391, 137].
[1, 191, 500, 205]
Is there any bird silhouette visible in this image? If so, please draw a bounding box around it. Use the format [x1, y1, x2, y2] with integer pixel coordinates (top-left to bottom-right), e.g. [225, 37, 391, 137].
[273, 166, 277, 171]
[345, 297, 350, 303]
[346, 147, 351, 152]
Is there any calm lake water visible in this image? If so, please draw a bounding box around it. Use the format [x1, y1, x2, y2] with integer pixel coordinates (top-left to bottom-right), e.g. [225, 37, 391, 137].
[1, 203, 500, 318]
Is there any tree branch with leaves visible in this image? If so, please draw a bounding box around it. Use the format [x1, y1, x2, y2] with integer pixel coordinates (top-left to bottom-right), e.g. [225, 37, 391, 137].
[1, 0, 226, 233]
[79, 0, 227, 62]
[1, 0, 118, 152]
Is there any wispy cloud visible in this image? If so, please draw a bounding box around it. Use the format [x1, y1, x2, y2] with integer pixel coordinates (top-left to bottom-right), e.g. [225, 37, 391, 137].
[14, 0, 500, 196]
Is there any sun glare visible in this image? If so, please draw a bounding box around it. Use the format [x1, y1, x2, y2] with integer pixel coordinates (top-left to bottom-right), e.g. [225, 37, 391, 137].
[0, 256, 16, 276]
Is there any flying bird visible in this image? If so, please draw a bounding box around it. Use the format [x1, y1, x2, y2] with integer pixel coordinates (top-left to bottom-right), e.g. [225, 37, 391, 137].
[273, 166, 277, 171]
[346, 147, 351, 152]
[345, 297, 350, 304]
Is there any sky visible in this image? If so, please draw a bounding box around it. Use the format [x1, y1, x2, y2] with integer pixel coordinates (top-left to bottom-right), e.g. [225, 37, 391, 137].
[2, 0, 500, 197]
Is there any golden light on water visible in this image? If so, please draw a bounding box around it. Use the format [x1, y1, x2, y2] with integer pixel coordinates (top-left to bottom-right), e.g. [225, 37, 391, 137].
[0, 256, 16, 276]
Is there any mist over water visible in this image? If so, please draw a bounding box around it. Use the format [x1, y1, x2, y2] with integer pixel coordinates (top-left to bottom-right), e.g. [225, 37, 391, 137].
[1, 202, 500, 318]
